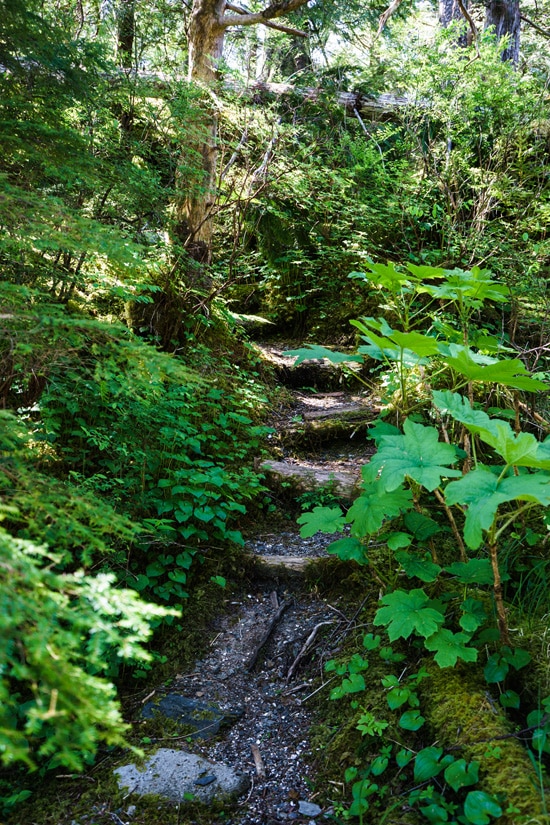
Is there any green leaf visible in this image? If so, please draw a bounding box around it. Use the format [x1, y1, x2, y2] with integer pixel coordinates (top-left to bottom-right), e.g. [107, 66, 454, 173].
[210, 575, 226, 587]
[374, 588, 445, 641]
[445, 468, 550, 549]
[434, 391, 550, 468]
[403, 510, 443, 541]
[387, 532, 412, 550]
[503, 646, 531, 670]
[424, 628, 478, 668]
[297, 506, 345, 537]
[499, 690, 520, 709]
[346, 481, 413, 535]
[444, 758, 479, 792]
[396, 748, 414, 768]
[463, 791, 502, 824]
[440, 345, 548, 391]
[330, 672, 366, 699]
[414, 747, 444, 782]
[390, 329, 440, 357]
[386, 686, 411, 709]
[395, 551, 441, 582]
[459, 598, 487, 632]
[284, 345, 362, 365]
[445, 559, 494, 584]
[326, 537, 367, 563]
[376, 419, 462, 492]
[484, 654, 509, 683]
[370, 755, 389, 776]
[399, 709, 425, 731]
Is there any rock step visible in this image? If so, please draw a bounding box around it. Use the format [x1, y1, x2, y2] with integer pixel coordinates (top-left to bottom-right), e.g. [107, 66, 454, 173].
[261, 459, 361, 500]
[257, 344, 367, 391]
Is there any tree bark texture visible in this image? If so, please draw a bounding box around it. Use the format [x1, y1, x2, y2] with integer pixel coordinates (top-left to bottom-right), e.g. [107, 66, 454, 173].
[485, 0, 521, 63]
[439, 0, 470, 45]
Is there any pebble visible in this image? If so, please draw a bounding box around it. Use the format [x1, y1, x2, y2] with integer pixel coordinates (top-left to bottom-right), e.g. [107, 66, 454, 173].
[298, 801, 323, 817]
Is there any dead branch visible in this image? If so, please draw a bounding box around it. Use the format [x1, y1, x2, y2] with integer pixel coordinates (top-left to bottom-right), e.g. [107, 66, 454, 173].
[286, 620, 335, 681]
[244, 600, 290, 671]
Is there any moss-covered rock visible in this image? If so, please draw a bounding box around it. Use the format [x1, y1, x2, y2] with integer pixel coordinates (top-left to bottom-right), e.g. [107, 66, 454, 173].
[419, 663, 549, 824]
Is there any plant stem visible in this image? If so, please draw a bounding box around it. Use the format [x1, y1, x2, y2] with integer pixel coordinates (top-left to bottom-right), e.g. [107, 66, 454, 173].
[487, 530, 510, 645]
[434, 488, 467, 562]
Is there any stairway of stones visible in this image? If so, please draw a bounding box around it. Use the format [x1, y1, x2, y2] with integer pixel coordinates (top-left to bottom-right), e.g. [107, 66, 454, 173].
[112, 345, 376, 825]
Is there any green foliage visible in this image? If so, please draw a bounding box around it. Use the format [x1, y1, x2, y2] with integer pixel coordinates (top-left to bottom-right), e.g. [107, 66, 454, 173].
[0, 528, 175, 770]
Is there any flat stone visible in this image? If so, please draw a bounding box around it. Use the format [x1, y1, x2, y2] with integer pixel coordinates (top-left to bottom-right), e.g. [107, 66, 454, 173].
[114, 748, 249, 804]
[261, 459, 360, 500]
[142, 693, 243, 739]
[298, 801, 323, 817]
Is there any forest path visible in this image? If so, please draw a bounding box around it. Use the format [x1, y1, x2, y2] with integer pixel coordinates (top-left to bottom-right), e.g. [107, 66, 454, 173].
[113, 344, 376, 825]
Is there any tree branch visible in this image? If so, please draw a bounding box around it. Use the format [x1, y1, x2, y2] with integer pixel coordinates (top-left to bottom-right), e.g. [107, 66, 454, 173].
[225, 2, 308, 36]
[220, 0, 310, 30]
[520, 13, 550, 38]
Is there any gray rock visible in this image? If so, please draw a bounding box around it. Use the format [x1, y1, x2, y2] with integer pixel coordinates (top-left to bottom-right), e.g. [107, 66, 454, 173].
[298, 801, 322, 817]
[142, 693, 243, 739]
[114, 748, 249, 804]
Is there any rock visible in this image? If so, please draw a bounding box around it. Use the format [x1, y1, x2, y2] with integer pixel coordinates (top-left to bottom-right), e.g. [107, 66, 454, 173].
[142, 693, 243, 739]
[261, 459, 361, 500]
[114, 748, 249, 804]
[298, 800, 323, 817]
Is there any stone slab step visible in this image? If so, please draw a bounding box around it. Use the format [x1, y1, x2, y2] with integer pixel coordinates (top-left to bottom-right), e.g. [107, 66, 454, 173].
[261, 459, 361, 500]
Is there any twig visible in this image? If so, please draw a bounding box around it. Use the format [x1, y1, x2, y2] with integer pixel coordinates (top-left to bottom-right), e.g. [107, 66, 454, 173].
[286, 621, 335, 681]
[251, 744, 267, 778]
[301, 676, 337, 703]
[244, 600, 290, 671]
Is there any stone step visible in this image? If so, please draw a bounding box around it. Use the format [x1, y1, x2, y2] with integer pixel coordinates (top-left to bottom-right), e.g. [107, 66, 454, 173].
[261, 458, 361, 500]
[257, 344, 367, 391]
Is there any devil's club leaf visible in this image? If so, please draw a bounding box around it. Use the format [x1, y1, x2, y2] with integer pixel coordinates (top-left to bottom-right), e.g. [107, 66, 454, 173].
[374, 589, 445, 640]
[394, 551, 441, 582]
[440, 345, 548, 391]
[284, 345, 362, 364]
[326, 537, 367, 564]
[445, 559, 494, 584]
[446, 468, 550, 549]
[376, 419, 461, 492]
[424, 628, 478, 668]
[434, 391, 550, 469]
[346, 481, 413, 536]
[298, 506, 345, 537]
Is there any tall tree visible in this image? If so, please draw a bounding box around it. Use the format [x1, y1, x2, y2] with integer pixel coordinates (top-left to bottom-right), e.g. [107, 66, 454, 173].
[485, 0, 521, 63]
[175, 0, 312, 278]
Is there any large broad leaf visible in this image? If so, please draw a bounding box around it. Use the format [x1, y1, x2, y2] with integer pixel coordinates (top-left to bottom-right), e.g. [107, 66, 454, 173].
[421, 266, 508, 306]
[326, 537, 367, 564]
[445, 468, 550, 549]
[283, 345, 362, 365]
[376, 419, 462, 492]
[444, 758, 479, 792]
[463, 791, 502, 824]
[434, 391, 550, 469]
[356, 261, 420, 292]
[346, 481, 413, 536]
[298, 506, 345, 537]
[440, 344, 548, 391]
[394, 551, 441, 582]
[403, 510, 444, 541]
[413, 747, 447, 782]
[424, 628, 478, 668]
[445, 559, 494, 584]
[374, 588, 445, 641]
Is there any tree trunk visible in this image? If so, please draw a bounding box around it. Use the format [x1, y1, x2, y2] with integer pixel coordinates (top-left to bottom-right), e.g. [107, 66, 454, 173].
[485, 0, 521, 63]
[439, 0, 469, 45]
[172, 1, 226, 276]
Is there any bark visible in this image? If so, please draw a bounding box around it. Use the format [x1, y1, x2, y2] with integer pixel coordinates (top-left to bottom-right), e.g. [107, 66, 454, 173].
[439, 0, 470, 45]
[485, 0, 521, 63]
[174, 0, 311, 282]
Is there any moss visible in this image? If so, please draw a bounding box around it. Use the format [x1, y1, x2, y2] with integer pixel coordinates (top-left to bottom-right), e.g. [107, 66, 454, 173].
[419, 662, 549, 824]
